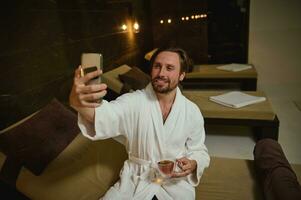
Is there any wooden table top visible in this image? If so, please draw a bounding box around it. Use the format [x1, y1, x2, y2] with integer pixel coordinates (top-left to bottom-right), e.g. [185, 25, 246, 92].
[186, 64, 258, 79]
[183, 90, 275, 120]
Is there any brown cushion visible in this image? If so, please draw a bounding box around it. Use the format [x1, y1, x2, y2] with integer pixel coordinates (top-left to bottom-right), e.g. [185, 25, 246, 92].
[118, 66, 150, 92]
[0, 98, 79, 176]
[254, 139, 301, 200]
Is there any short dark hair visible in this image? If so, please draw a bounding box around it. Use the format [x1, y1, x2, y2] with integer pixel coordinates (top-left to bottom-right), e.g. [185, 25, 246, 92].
[149, 47, 193, 73]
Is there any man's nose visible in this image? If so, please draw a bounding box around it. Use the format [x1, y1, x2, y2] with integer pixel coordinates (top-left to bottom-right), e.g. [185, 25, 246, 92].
[159, 67, 166, 76]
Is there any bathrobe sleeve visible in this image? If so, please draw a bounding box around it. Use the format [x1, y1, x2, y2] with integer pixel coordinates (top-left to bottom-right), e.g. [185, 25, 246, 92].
[78, 92, 137, 141]
[185, 103, 210, 186]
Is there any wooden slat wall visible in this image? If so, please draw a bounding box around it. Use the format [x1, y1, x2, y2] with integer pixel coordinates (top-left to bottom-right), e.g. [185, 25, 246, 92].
[0, 0, 152, 129]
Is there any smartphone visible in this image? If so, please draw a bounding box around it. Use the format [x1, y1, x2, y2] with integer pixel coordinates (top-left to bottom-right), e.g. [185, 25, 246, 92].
[81, 53, 103, 85]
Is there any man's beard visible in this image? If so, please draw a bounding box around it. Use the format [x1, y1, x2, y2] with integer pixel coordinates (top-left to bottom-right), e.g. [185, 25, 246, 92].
[151, 76, 178, 94]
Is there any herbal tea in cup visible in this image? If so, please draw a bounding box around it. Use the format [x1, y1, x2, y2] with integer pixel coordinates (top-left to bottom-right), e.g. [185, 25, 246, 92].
[157, 160, 175, 177]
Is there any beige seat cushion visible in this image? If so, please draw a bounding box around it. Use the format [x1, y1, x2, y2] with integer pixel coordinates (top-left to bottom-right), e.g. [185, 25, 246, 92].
[197, 157, 263, 200]
[102, 64, 131, 94]
[0, 154, 262, 200]
[15, 135, 127, 200]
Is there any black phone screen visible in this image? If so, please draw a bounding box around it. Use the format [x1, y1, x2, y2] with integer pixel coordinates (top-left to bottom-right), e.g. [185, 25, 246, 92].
[83, 66, 98, 75]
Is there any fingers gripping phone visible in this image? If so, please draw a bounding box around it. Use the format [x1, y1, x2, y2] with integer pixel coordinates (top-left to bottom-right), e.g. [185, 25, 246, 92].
[81, 53, 103, 85]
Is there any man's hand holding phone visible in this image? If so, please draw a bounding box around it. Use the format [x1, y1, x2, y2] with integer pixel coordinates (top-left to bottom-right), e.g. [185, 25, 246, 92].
[69, 65, 107, 108]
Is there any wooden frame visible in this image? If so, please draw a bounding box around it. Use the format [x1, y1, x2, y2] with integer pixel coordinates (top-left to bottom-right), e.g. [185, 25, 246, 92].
[204, 115, 279, 141]
[183, 64, 258, 91]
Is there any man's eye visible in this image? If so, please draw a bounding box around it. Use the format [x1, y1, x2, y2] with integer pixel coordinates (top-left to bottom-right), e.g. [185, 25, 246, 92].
[167, 66, 174, 71]
[153, 64, 160, 68]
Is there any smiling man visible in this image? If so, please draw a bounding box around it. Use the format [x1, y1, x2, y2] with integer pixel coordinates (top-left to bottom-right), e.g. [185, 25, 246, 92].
[69, 47, 210, 200]
[151, 51, 185, 94]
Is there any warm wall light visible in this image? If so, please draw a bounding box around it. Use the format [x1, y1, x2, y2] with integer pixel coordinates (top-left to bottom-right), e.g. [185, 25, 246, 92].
[185, 16, 189, 20]
[167, 19, 171, 23]
[133, 22, 139, 32]
[181, 17, 185, 21]
[160, 20, 164, 24]
[121, 24, 127, 31]
[191, 15, 195, 19]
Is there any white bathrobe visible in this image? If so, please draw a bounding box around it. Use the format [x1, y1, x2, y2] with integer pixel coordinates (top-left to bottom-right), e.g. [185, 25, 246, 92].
[78, 84, 210, 200]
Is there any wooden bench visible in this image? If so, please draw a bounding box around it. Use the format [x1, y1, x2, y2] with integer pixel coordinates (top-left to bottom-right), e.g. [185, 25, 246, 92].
[183, 64, 258, 91]
[183, 90, 279, 140]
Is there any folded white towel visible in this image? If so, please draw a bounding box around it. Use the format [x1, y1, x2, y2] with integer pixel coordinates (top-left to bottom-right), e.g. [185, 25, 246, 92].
[209, 91, 266, 108]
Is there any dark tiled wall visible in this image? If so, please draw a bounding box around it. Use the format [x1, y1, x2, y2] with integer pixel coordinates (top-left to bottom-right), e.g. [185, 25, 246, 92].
[0, 0, 152, 129]
[149, 0, 249, 64]
[150, 0, 208, 64]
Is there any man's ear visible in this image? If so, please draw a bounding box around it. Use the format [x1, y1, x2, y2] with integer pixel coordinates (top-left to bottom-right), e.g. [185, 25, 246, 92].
[179, 72, 185, 81]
